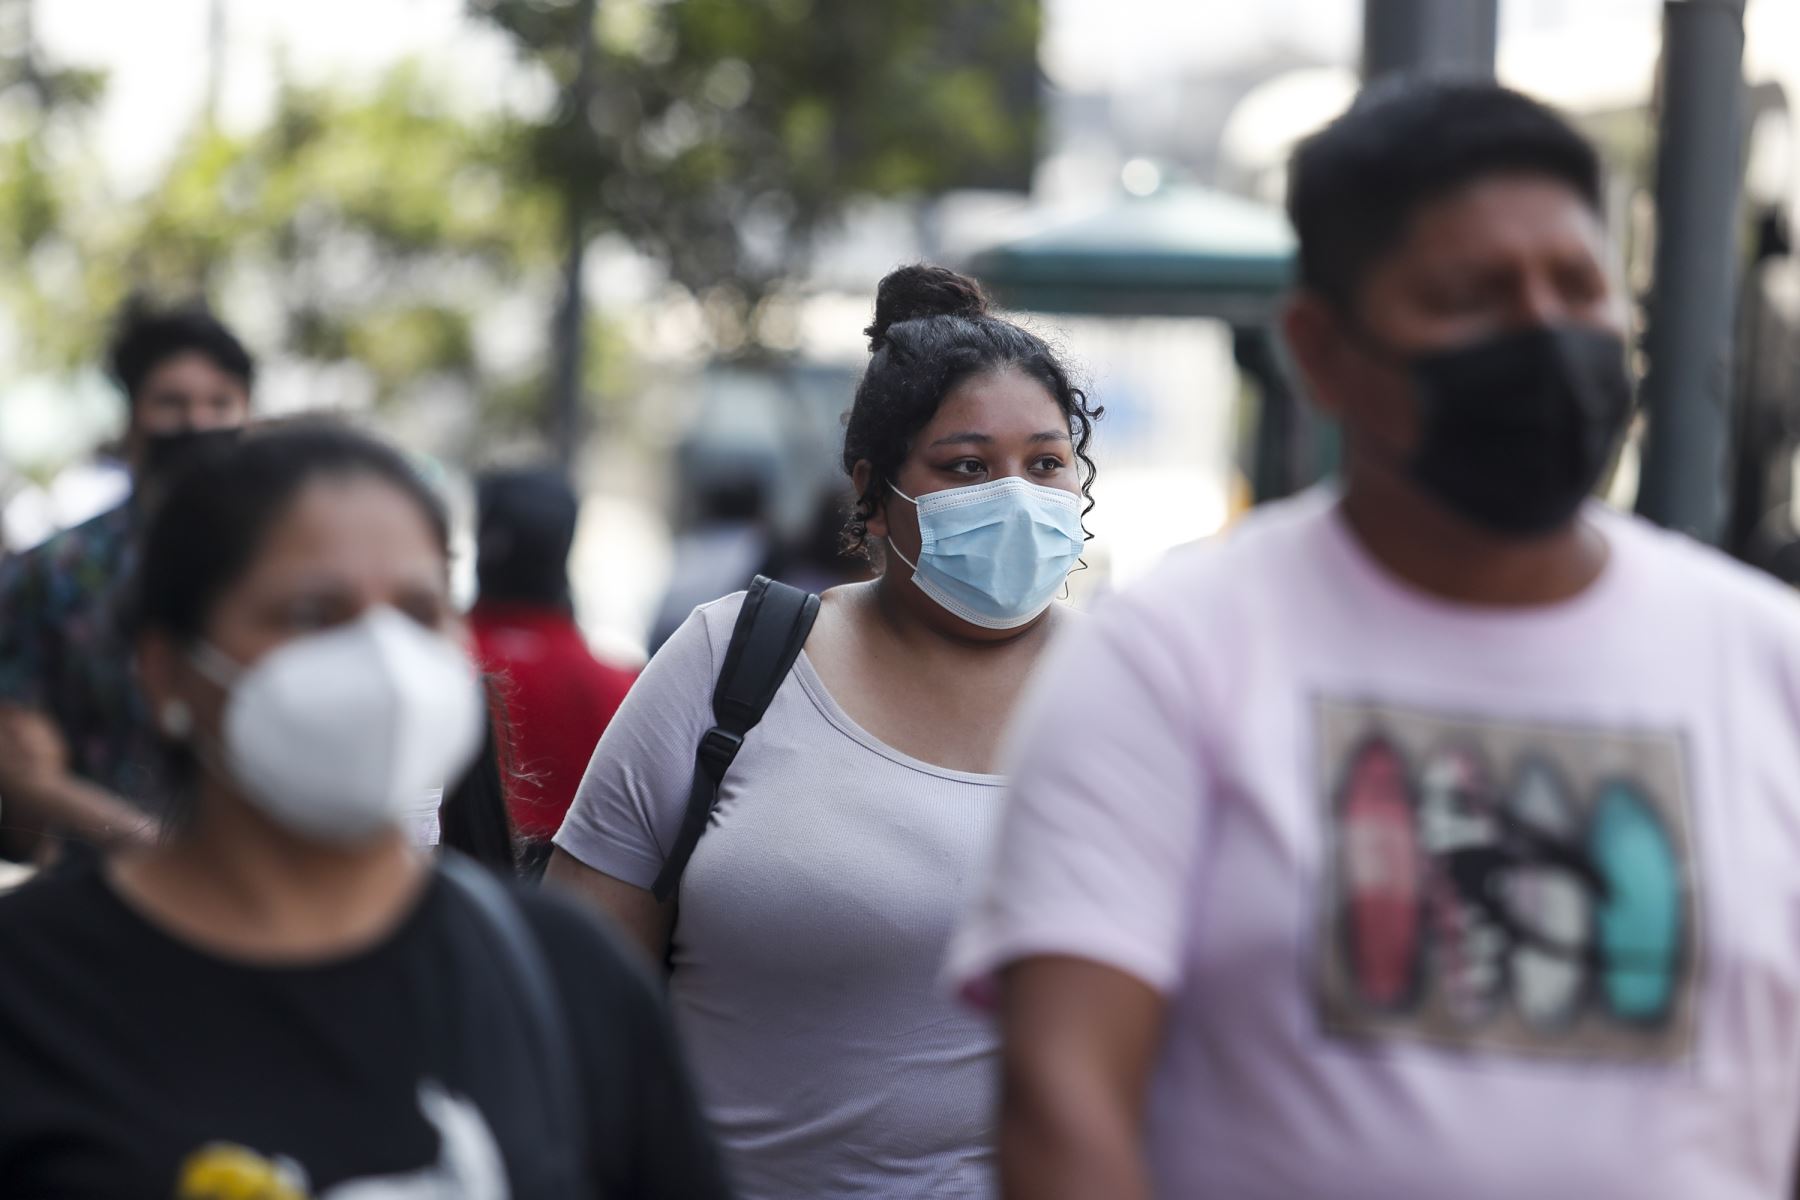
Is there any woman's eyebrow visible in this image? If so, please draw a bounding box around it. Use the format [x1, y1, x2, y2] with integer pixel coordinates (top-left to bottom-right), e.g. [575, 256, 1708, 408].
[928, 430, 1071, 447]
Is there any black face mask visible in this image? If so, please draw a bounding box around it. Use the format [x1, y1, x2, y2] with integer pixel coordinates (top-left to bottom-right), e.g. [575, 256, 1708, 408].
[1402, 325, 1633, 537]
[136, 427, 244, 501]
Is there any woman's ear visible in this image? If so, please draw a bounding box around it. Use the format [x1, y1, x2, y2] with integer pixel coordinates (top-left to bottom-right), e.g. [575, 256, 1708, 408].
[852, 460, 890, 541]
[1281, 292, 1351, 420]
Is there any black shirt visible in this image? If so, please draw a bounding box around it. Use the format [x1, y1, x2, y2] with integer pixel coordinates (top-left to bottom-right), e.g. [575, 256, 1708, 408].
[0, 861, 732, 1198]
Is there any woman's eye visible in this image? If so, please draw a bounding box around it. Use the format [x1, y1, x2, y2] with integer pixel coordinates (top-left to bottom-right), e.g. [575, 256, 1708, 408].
[1034, 456, 1066, 472]
[948, 459, 985, 476]
[281, 603, 335, 632]
[398, 600, 445, 629]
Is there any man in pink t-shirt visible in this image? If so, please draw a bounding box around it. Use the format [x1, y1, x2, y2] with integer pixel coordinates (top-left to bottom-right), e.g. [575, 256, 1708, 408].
[950, 78, 1800, 1199]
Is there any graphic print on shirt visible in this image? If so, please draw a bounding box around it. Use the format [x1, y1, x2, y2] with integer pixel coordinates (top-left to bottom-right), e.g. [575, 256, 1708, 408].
[1315, 698, 1698, 1063]
[175, 1082, 509, 1200]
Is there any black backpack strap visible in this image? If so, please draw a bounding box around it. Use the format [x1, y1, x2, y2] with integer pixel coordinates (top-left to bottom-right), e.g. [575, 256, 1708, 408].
[437, 850, 582, 1175]
[651, 576, 820, 902]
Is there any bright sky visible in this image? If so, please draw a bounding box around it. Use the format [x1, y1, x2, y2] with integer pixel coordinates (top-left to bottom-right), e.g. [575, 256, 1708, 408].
[36, 0, 1678, 198]
[37, 0, 520, 193]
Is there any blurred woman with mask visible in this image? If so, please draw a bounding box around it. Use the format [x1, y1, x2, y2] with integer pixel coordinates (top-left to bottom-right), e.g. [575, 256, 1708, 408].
[0, 424, 731, 1199]
[547, 265, 1103, 1199]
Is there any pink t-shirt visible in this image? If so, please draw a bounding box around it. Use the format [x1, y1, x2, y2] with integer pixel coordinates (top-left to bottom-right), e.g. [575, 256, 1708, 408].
[949, 488, 1800, 1199]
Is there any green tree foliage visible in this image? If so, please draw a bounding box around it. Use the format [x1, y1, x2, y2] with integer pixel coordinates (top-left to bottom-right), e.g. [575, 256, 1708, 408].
[471, 0, 1042, 352]
[122, 66, 562, 408]
[0, 13, 563, 439]
[0, 0, 108, 365]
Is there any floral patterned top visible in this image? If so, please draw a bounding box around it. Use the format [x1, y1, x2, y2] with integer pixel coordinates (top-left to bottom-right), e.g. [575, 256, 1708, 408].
[0, 501, 163, 811]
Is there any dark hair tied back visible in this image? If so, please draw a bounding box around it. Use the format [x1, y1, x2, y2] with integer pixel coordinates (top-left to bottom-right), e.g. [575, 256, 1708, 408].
[841, 264, 1103, 560]
[126, 421, 449, 647]
[863, 265, 990, 352]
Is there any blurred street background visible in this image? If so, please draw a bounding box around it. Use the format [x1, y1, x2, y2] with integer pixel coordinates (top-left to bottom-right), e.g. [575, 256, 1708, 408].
[4, 0, 1799, 661]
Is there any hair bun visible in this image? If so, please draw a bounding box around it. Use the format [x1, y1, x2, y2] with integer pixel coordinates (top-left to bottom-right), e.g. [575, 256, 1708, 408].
[864, 264, 989, 352]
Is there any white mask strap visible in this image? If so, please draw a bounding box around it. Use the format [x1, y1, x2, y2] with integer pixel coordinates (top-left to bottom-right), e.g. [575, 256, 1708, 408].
[885, 483, 922, 571]
[189, 641, 243, 692]
[886, 536, 920, 574]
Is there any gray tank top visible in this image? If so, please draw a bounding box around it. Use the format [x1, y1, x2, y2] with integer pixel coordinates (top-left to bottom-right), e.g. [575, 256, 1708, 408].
[555, 592, 1003, 1199]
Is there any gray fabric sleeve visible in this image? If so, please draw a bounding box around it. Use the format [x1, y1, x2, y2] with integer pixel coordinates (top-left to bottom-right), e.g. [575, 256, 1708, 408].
[552, 596, 734, 890]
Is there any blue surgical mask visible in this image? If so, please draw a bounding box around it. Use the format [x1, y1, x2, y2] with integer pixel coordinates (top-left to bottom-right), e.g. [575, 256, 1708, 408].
[888, 476, 1086, 629]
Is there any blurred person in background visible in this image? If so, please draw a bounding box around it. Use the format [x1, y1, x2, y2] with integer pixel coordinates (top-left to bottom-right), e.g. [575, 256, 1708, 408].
[469, 467, 637, 878]
[546, 264, 1102, 1199]
[766, 486, 876, 596]
[0, 300, 253, 856]
[0, 424, 730, 1198]
[647, 475, 777, 653]
[953, 78, 1800, 1200]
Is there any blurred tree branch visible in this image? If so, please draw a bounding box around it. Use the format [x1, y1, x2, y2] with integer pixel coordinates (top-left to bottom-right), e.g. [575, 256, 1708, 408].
[0, 0, 1041, 471]
[468, 0, 1041, 355]
[0, 38, 568, 449]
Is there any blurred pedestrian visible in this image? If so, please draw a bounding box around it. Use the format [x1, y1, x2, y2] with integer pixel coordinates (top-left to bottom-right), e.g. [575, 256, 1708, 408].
[952, 78, 1800, 1200]
[0, 300, 253, 855]
[547, 264, 1102, 1199]
[469, 468, 637, 876]
[0, 424, 730, 1198]
[765, 487, 875, 596]
[647, 475, 777, 653]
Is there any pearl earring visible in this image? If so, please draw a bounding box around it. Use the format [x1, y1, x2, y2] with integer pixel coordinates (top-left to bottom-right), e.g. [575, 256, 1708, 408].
[160, 699, 193, 739]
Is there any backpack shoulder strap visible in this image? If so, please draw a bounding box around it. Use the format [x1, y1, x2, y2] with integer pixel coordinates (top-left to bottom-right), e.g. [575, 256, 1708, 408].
[651, 576, 820, 902]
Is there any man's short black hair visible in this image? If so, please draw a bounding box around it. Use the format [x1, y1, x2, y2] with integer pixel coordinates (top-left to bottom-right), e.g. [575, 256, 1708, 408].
[476, 467, 579, 608]
[107, 298, 255, 404]
[1286, 76, 1604, 312]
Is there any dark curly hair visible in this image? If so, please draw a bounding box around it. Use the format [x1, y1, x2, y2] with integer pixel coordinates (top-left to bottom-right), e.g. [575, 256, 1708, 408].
[840, 264, 1103, 559]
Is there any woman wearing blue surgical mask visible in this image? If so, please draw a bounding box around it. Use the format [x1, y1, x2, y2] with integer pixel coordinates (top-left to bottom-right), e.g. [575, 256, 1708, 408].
[547, 264, 1103, 1199]
[0, 424, 730, 1199]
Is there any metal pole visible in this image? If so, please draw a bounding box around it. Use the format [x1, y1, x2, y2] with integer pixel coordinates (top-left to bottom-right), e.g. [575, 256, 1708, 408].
[1362, 0, 1498, 82]
[548, 0, 599, 475]
[1634, 0, 1748, 541]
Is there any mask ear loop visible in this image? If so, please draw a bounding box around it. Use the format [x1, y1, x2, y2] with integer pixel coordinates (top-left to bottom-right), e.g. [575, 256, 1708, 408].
[887, 537, 921, 574]
[189, 641, 243, 691]
[884, 483, 924, 575]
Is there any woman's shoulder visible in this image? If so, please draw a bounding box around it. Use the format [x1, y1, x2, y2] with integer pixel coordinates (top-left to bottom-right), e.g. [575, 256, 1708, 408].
[0, 858, 110, 934]
[655, 589, 750, 671]
[0, 860, 133, 1009]
[665, 582, 831, 677]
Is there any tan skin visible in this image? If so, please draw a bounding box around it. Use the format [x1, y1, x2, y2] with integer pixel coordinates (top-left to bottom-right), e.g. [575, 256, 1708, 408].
[1288, 171, 1626, 606]
[0, 352, 252, 856]
[113, 476, 453, 961]
[998, 174, 1629, 1200]
[546, 365, 1085, 961]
